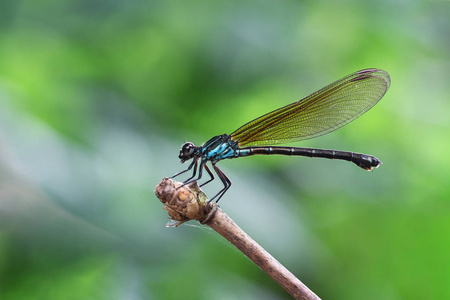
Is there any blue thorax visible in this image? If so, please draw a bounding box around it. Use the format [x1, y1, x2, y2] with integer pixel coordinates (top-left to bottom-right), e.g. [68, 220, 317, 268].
[200, 134, 239, 163]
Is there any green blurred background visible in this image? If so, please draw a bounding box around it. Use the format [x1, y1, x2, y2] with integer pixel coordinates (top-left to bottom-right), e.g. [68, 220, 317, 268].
[0, 0, 449, 299]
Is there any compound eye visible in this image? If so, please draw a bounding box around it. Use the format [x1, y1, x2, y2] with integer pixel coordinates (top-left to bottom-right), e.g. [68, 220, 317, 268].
[183, 143, 195, 156]
[179, 142, 196, 160]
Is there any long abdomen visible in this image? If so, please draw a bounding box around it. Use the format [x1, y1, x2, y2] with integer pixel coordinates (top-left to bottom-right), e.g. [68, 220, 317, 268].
[237, 146, 381, 171]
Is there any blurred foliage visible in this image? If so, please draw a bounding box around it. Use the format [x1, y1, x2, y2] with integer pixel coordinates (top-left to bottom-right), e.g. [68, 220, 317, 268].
[0, 0, 449, 299]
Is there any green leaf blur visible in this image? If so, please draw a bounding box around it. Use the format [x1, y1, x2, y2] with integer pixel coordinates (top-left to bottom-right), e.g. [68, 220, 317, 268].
[0, 1, 449, 299]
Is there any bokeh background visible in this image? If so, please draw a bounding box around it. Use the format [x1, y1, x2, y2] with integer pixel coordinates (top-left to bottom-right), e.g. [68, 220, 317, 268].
[0, 0, 449, 299]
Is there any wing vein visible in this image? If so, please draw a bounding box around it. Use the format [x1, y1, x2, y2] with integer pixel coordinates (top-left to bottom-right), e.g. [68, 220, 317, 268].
[230, 69, 390, 146]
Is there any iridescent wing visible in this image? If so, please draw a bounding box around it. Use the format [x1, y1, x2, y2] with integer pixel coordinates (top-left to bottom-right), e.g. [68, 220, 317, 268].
[231, 69, 390, 146]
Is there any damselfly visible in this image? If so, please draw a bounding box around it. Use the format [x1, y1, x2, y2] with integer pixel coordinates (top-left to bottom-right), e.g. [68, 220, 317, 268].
[172, 69, 391, 202]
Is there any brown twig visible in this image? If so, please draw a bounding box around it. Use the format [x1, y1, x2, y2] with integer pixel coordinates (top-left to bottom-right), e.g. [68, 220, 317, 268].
[154, 178, 321, 300]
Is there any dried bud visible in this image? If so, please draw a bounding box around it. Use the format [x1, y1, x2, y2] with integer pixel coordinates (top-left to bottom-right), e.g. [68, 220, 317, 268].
[155, 178, 208, 226]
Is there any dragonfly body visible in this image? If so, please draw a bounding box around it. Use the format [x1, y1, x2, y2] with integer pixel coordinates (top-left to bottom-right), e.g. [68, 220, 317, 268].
[172, 69, 391, 202]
